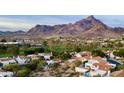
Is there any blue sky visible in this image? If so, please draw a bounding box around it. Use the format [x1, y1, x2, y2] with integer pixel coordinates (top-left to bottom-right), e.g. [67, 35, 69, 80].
[0, 15, 124, 32]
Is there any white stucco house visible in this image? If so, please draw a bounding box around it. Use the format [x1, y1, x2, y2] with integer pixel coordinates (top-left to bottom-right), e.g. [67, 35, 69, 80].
[15, 56, 29, 64]
[46, 60, 54, 65]
[0, 71, 14, 77]
[75, 58, 112, 77]
[0, 58, 17, 66]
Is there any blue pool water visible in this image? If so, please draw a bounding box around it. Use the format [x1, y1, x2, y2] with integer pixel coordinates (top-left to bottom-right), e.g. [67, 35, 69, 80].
[107, 59, 121, 66]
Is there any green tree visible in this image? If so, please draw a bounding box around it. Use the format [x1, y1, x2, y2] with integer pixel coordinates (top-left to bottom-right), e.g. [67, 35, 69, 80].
[92, 49, 105, 57]
[44, 47, 51, 53]
[113, 48, 124, 57]
[35, 48, 45, 53]
[75, 46, 82, 52]
[43, 41, 48, 47]
[24, 49, 35, 55]
[52, 50, 60, 58]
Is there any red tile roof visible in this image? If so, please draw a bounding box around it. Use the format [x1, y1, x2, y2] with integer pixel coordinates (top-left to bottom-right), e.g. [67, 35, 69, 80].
[93, 62, 111, 71]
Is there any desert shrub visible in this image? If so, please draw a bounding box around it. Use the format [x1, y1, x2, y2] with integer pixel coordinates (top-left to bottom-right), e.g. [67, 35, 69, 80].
[3, 64, 20, 72]
[25, 60, 39, 70]
[60, 52, 71, 60]
[16, 67, 31, 77]
[37, 61, 47, 70]
[92, 49, 105, 57]
[75, 60, 82, 67]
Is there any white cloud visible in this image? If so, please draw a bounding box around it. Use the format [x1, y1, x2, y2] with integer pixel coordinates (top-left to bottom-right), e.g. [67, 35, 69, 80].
[0, 16, 37, 31]
[0, 20, 35, 31]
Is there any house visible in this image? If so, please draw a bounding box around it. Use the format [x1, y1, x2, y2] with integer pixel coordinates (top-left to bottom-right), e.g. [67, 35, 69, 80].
[85, 59, 112, 77]
[68, 59, 77, 63]
[75, 67, 89, 73]
[73, 52, 92, 58]
[0, 42, 20, 45]
[0, 71, 14, 77]
[74, 53, 82, 58]
[106, 51, 115, 58]
[46, 60, 54, 65]
[85, 59, 99, 68]
[93, 62, 112, 71]
[0, 58, 17, 66]
[44, 55, 51, 60]
[38, 53, 54, 65]
[100, 42, 107, 47]
[38, 53, 53, 60]
[93, 56, 107, 62]
[120, 41, 124, 45]
[86, 40, 93, 44]
[71, 52, 92, 63]
[75, 56, 112, 77]
[15, 56, 30, 64]
[27, 54, 39, 60]
[81, 52, 92, 57]
[84, 70, 110, 77]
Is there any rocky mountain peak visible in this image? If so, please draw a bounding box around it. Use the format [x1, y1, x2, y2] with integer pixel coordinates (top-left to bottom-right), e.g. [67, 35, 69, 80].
[26, 16, 124, 38]
[86, 15, 96, 20]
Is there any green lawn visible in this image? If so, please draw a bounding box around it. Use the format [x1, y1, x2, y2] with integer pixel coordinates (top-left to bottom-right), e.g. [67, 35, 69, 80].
[19, 50, 25, 55]
[0, 54, 14, 58]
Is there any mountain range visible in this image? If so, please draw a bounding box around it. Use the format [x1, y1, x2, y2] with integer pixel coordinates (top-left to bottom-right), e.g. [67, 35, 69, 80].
[1, 15, 124, 39]
[0, 30, 25, 35]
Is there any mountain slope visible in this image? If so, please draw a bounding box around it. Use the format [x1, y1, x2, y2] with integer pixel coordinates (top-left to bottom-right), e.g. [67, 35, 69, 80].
[0, 30, 25, 35]
[26, 15, 124, 38]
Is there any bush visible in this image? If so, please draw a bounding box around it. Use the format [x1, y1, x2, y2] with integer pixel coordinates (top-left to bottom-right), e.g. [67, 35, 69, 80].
[48, 63, 59, 69]
[75, 61, 82, 67]
[37, 61, 47, 70]
[25, 60, 39, 70]
[16, 67, 31, 77]
[113, 49, 124, 57]
[24, 49, 35, 55]
[34, 48, 45, 53]
[60, 52, 71, 60]
[3, 64, 20, 72]
[111, 65, 124, 72]
[75, 46, 82, 52]
[92, 49, 105, 57]
[44, 47, 51, 53]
